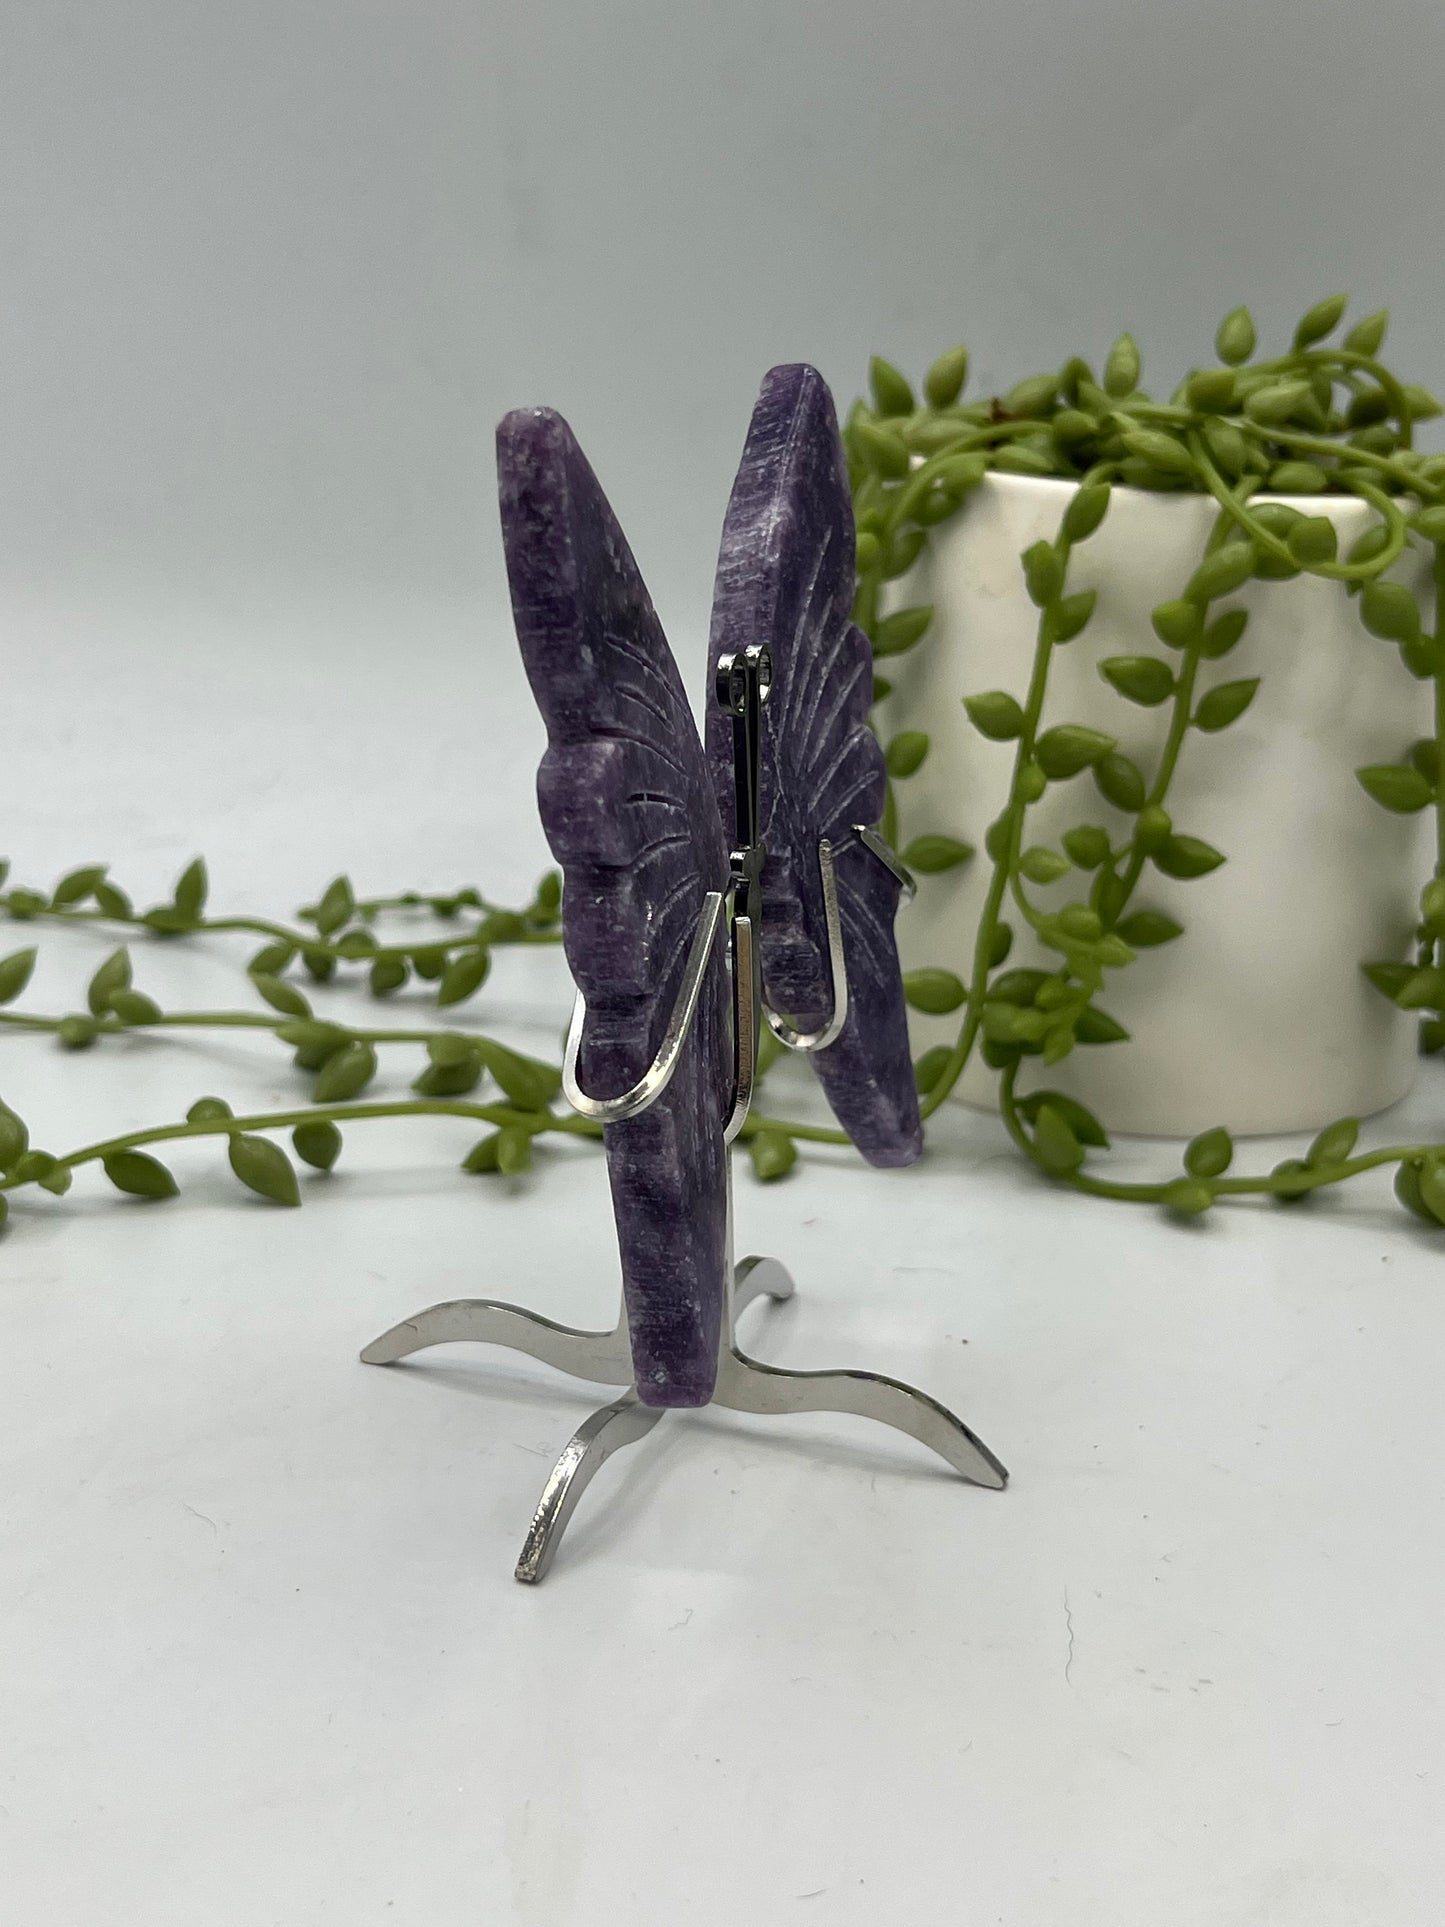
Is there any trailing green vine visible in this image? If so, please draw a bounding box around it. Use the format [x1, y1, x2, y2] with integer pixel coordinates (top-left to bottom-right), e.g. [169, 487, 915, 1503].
[3, 296, 1445, 1231]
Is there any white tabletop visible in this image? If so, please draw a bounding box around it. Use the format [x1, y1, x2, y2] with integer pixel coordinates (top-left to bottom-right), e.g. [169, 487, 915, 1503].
[1, 598, 1442, 1926]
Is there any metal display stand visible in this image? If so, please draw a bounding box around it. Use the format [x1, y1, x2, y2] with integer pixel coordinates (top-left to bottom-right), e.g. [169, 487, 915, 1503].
[362, 646, 1006, 1582]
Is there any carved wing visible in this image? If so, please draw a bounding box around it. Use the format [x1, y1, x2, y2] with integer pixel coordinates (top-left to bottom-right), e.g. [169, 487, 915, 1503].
[706, 364, 923, 1166]
[497, 408, 732, 1407]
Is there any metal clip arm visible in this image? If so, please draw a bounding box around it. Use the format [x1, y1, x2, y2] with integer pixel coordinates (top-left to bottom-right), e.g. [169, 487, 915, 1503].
[562, 889, 727, 1124]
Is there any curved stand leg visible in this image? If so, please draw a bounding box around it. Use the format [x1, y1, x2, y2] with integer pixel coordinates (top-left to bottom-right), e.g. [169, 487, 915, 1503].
[514, 1392, 665, 1584]
[712, 1335, 1007, 1490]
[360, 1297, 632, 1387]
[732, 1254, 797, 1317]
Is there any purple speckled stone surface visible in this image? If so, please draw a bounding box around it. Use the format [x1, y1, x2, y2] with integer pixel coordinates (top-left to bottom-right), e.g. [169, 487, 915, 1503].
[497, 408, 731, 1407]
[707, 364, 923, 1167]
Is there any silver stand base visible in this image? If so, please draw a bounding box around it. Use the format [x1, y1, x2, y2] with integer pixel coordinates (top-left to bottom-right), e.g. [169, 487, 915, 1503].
[362, 1256, 1007, 1583]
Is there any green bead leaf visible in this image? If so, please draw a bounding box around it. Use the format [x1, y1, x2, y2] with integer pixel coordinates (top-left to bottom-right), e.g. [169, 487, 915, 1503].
[989, 968, 1050, 1006]
[302, 944, 335, 982]
[1075, 1006, 1129, 1045]
[901, 835, 974, 874]
[1115, 909, 1183, 947]
[991, 442, 1059, 477]
[1193, 678, 1260, 732]
[749, 1129, 798, 1183]
[1201, 610, 1249, 659]
[1404, 385, 1444, 422]
[851, 419, 911, 479]
[1061, 484, 1111, 543]
[1355, 764, 1434, 813]
[249, 940, 296, 977]
[923, 344, 970, 409]
[313, 1040, 377, 1102]
[412, 1051, 483, 1097]
[1093, 753, 1147, 813]
[1269, 462, 1329, 495]
[94, 882, 133, 919]
[0, 1102, 28, 1169]
[477, 1040, 562, 1110]
[872, 606, 933, 657]
[314, 874, 355, 938]
[1004, 374, 1057, 419]
[1151, 599, 1204, 651]
[1394, 967, 1445, 1011]
[52, 864, 108, 907]
[1100, 656, 1175, 706]
[437, 946, 492, 1006]
[1030, 1102, 1084, 1175]
[1286, 516, 1338, 567]
[253, 973, 312, 1019]
[1416, 1158, 1445, 1223]
[1185, 1125, 1234, 1178]
[869, 355, 915, 418]
[1293, 293, 1347, 349]
[1035, 725, 1115, 780]
[1358, 580, 1421, 644]
[1186, 368, 1238, 413]
[1046, 591, 1097, 645]
[463, 1132, 502, 1173]
[1103, 332, 1141, 397]
[1215, 306, 1257, 366]
[1134, 804, 1171, 854]
[0, 947, 36, 1005]
[1153, 834, 1226, 879]
[1161, 1178, 1214, 1216]
[1395, 1157, 1443, 1224]
[1308, 1117, 1359, 1167]
[229, 1133, 300, 1206]
[1021, 541, 1065, 608]
[87, 947, 132, 1016]
[885, 731, 929, 779]
[1119, 428, 1194, 476]
[963, 690, 1025, 741]
[1015, 1088, 1109, 1148]
[103, 1150, 179, 1199]
[496, 1125, 534, 1176]
[294, 1120, 342, 1171]
[1062, 825, 1111, 870]
[1410, 505, 1445, 543]
[187, 1096, 233, 1122]
[1019, 847, 1070, 884]
[1244, 381, 1312, 427]
[1343, 309, 1388, 357]
[1186, 542, 1256, 603]
[173, 858, 209, 922]
[1362, 960, 1416, 1004]
[903, 968, 967, 1015]
[107, 989, 163, 1025]
[913, 1046, 953, 1094]
[369, 954, 409, 995]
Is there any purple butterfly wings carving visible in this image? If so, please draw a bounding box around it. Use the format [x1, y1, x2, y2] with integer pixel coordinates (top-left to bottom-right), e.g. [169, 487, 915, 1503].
[497, 408, 731, 1407]
[707, 364, 923, 1167]
[496, 366, 922, 1412]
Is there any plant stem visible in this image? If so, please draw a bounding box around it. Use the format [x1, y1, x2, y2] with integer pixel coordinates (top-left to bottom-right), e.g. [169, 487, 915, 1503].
[1, 1098, 603, 1192]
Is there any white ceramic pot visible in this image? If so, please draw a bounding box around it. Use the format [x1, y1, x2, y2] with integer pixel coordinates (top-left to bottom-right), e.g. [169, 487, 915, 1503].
[884, 471, 1434, 1137]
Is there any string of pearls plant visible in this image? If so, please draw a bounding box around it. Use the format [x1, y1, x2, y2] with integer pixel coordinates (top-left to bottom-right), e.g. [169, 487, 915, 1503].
[2, 295, 1445, 1231]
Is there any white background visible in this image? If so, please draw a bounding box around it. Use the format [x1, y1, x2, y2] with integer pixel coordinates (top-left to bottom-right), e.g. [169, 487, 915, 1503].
[2, 2, 1445, 1921]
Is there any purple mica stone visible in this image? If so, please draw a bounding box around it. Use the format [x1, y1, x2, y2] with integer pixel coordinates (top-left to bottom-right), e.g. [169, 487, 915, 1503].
[497, 408, 732, 1407]
[707, 364, 923, 1167]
